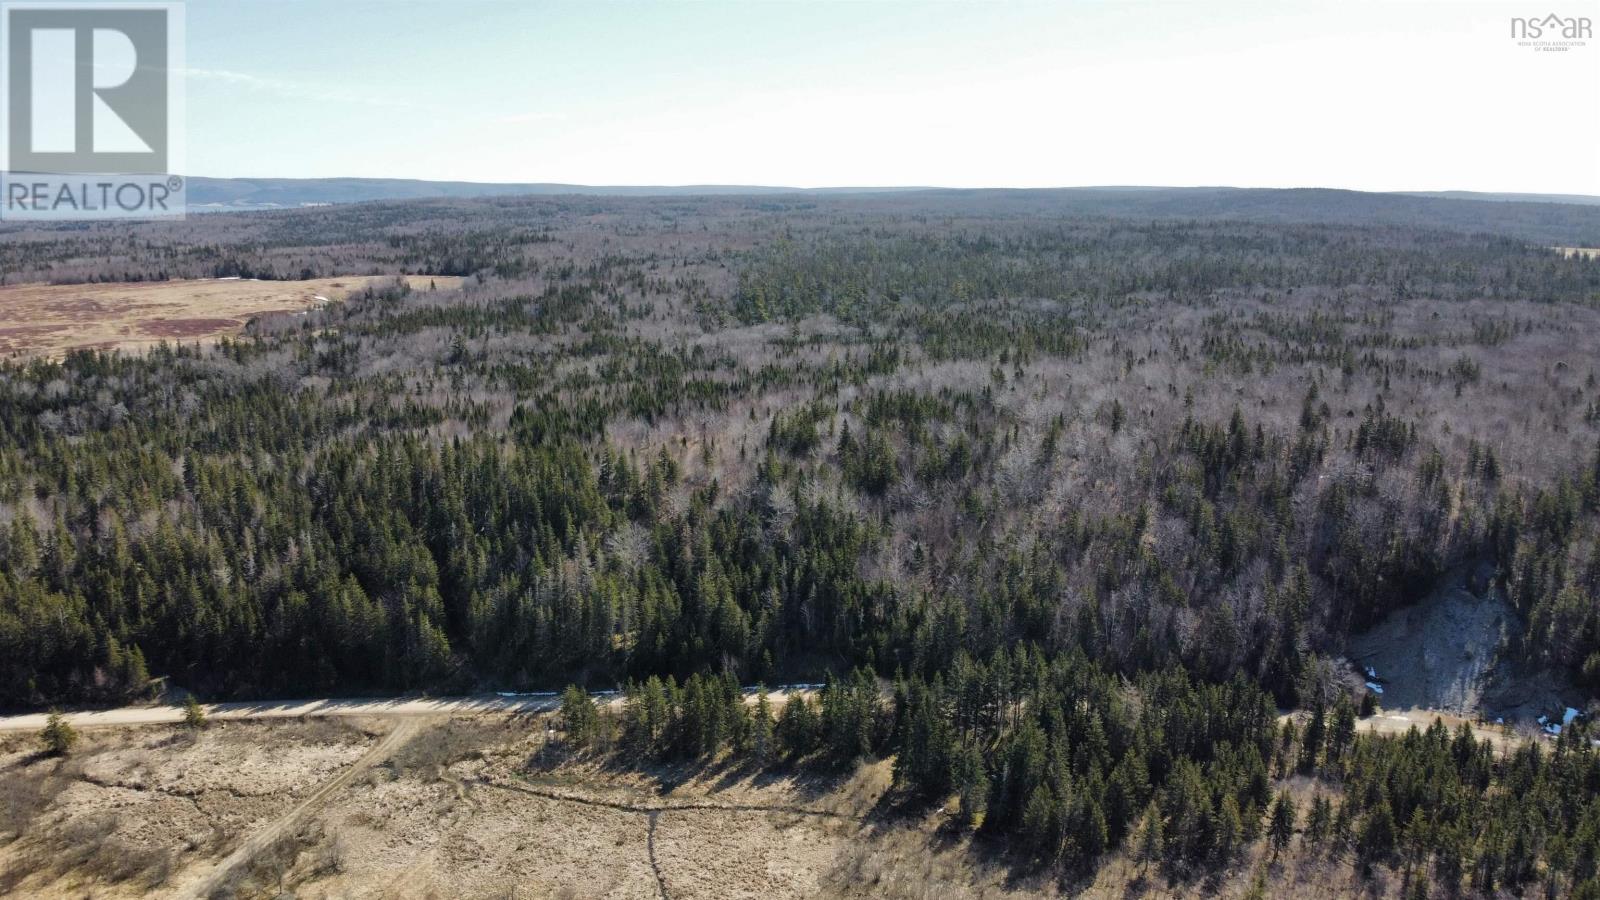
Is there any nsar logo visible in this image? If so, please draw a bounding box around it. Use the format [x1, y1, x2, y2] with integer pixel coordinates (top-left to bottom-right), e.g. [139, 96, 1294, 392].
[1510, 13, 1592, 51]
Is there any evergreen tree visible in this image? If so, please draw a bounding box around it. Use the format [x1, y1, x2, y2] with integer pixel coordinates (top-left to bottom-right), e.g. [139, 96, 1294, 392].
[953, 742, 989, 827]
[560, 684, 601, 748]
[777, 693, 819, 759]
[1299, 699, 1326, 773]
[1134, 800, 1164, 874]
[1359, 800, 1398, 867]
[40, 710, 78, 756]
[750, 687, 775, 762]
[1268, 790, 1296, 854]
[1305, 793, 1332, 848]
[182, 695, 207, 729]
[1328, 692, 1357, 766]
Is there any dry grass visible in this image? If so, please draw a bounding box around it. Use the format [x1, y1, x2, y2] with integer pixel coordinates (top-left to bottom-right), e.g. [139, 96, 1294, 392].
[0, 274, 463, 359]
[1, 716, 1425, 898]
[0, 720, 378, 898]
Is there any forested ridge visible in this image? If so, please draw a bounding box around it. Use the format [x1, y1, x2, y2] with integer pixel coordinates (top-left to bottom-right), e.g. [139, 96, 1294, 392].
[3, 193, 1600, 895]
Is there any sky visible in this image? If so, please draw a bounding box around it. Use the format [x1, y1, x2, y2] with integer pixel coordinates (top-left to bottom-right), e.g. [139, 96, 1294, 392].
[174, 0, 1600, 194]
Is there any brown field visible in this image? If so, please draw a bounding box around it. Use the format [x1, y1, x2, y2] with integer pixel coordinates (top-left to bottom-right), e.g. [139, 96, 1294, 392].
[0, 718, 386, 898]
[1, 716, 922, 900]
[0, 275, 463, 359]
[0, 712, 1401, 900]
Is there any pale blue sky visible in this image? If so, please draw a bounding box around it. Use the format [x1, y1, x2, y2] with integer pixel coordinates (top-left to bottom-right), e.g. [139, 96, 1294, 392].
[180, 0, 1600, 193]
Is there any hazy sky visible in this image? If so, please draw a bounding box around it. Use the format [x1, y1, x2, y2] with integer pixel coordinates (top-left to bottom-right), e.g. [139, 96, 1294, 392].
[180, 0, 1600, 193]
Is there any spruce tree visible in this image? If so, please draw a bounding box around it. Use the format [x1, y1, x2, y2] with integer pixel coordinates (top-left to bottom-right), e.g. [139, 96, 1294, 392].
[560, 684, 600, 748]
[40, 711, 78, 756]
[1268, 790, 1296, 854]
[750, 687, 775, 762]
[182, 695, 207, 729]
[1305, 794, 1332, 848]
[1134, 800, 1164, 874]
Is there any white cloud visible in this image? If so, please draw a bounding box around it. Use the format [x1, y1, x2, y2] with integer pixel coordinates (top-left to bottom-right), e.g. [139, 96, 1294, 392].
[181, 66, 424, 111]
[491, 111, 567, 125]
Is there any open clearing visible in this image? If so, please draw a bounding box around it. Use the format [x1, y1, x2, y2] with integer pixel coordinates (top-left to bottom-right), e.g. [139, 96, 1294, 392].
[0, 718, 388, 898]
[1, 714, 1055, 900]
[1347, 560, 1584, 730]
[1, 698, 1550, 898]
[0, 275, 462, 359]
[1347, 561, 1514, 715]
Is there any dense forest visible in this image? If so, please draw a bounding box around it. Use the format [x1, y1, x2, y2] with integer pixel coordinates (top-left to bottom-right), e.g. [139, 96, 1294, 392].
[3, 192, 1600, 895]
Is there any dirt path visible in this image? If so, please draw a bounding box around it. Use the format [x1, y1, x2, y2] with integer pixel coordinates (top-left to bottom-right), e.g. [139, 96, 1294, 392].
[171, 718, 422, 899]
[478, 777, 850, 900]
[7, 690, 1536, 765]
[480, 777, 849, 819]
[647, 810, 671, 900]
[0, 687, 821, 734]
[0, 694, 563, 733]
[1355, 708, 1522, 750]
[1282, 707, 1525, 753]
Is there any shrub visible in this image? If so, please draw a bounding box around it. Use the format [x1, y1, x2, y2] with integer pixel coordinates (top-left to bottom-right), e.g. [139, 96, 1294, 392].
[39, 712, 78, 757]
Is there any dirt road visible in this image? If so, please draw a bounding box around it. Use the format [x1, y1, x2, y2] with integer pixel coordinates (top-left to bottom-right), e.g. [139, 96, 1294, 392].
[170, 718, 422, 899]
[0, 693, 563, 733]
[0, 685, 822, 734]
[1282, 706, 1526, 753]
[9, 692, 1528, 758]
[1356, 708, 1522, 749]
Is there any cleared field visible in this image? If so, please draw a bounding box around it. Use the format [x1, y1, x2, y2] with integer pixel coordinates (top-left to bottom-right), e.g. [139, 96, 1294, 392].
[0, 715, 1043, 900]
[2, 711, 1480, 899]
[0, 275, 462, 359]
[0, 719, 386, 898]
[1555, 246, 1600, 259]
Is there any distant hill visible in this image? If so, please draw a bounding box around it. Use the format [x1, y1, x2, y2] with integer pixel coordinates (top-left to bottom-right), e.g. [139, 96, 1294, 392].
[184, 177, 929, 210]
[185, 176, 1600, 210]
[1399, 190, 1600, 206]
[182, 178, 1600, 246]
[862, 187, 1600, 246]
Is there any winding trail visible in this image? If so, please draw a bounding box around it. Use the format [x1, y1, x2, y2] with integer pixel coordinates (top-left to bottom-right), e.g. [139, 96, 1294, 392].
[478, 777, 849, 819]
[478, 777, 851, 900]
[171, 718, 421, 900]
[647, 810, 671, 900]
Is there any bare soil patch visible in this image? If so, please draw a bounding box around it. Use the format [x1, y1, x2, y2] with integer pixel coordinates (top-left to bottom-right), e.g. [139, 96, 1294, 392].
[1348, 560, 1584, 732]
[1347, 561, 1514, 714]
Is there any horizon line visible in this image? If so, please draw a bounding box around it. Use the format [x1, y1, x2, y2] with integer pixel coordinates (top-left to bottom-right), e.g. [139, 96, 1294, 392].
[180, 176, 1600, 201]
